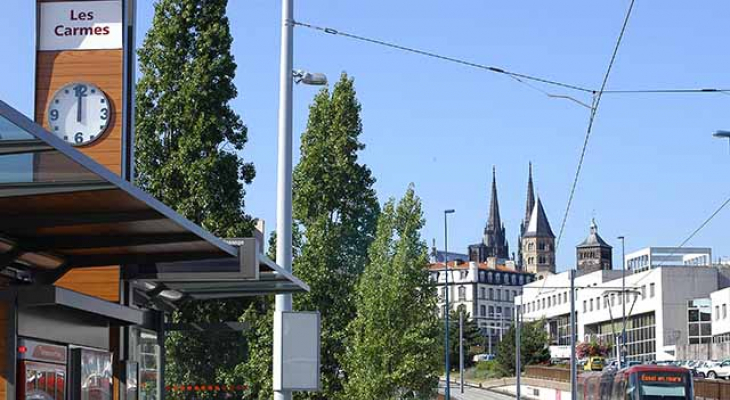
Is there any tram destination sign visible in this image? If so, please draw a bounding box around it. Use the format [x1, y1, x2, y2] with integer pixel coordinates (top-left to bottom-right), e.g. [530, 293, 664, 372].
[39, 0, 122, 51]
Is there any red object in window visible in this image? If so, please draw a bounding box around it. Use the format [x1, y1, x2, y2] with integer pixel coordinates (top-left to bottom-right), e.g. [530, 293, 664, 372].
[18, 345, 27, 354]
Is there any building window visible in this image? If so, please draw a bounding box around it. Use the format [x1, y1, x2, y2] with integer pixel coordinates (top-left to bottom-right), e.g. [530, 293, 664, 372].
[518, 275, 524, 284]
[496, 306, 503, 318]
[716, 306, 721, 321]
[497, 289, 502, 301]
[542, 298, 546, 309]
[724, 304, 727, 319]
[528, 243, 534, 251]
[618, 294, 623, 305]
[513, 290, 517, 300]
[480, 305, 487, 316]
[538, 242, 545, 251]
[650, 283, 655, 298]
[583, 300, 587, 313]
[590, 299, 594, 312]
[528, 257, 534, 264]
[489, 305, 495, 318]
[488, 272, 493, 283]
[458, 286, 466, 301]
[611, 294, 615, 306]
[480, 287, 486, 299]
[564, 292, 568, 303]
[538, 256, 546, 264]
[596, 297, 600, 310]
[641, 285, 646, 300]
[489, 288, 494, 300]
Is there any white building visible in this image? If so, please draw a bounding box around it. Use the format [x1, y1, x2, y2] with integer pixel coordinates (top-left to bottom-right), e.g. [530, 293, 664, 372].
[429, 260, 536, 349]
[710, 287, 730, 343]
[626, 247, 712, 273]
[517, 266, 721, 362]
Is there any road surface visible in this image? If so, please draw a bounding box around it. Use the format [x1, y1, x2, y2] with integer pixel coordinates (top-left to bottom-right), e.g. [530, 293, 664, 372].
[439, 381, 515, 400]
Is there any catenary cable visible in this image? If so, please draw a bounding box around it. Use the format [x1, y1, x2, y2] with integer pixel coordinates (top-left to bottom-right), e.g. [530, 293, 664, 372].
[555, 0, 637, 249]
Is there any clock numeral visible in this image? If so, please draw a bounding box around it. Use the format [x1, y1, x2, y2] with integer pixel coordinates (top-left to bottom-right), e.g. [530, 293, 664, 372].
[75, 132, 84, 144]
[73, 85, 88, 98]
[100, 108, 108, 120]
[49, 109, 59, 121]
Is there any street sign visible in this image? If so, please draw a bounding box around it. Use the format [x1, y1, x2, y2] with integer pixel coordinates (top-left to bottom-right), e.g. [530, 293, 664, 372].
[39, 1, 123, 51]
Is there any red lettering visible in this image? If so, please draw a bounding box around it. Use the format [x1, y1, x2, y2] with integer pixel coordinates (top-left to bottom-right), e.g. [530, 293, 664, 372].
[70, 10, 94, 21]
[103, 26, 110, 35]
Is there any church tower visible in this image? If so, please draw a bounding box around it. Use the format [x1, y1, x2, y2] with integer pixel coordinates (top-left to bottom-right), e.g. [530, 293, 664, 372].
[576, 218, 613, 273]
[469, 167, 509, 262]
[518, 163, 535, 269]
[521, 197, 556, 275]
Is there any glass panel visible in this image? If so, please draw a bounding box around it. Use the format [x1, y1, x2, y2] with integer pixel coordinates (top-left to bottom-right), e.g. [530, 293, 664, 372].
[132, 329, 159, 400]
[0, 114, 103, 187]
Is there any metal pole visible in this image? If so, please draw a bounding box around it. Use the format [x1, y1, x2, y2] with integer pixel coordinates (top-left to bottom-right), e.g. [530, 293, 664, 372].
[619, 236, 626, 369]
[516, 289, 522, 400]
[570, 269, 577, 400]
[273, 0, 294, 398]
[444, 211, 451, 398]
[460, 310, 464, 394]
[500, 311, 504, 341]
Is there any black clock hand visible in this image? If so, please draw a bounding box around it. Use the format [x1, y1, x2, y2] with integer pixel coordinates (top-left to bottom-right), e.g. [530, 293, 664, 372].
[77, 91, 83, 122]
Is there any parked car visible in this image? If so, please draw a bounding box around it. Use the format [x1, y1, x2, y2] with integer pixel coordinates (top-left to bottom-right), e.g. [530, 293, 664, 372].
[583, 356, 605, 371]
[696, 360, 730, 379]
[472, 353, 494, 363]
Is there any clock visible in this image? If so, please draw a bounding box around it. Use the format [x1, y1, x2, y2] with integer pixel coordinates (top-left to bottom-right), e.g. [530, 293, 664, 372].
[47, 82, 111, 146]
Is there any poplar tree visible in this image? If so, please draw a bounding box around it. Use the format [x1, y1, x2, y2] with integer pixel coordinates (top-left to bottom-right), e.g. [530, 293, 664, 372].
[293, 73, 380, 398]
[342, 186, 441, 400]
[134, 0, 255, 394]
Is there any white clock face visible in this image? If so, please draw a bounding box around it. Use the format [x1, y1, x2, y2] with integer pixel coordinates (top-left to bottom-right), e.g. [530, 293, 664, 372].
[47, 82, 111, 146]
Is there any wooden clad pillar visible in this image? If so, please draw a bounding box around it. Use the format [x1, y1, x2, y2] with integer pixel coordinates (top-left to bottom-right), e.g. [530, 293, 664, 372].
[34, 0, 127, 300]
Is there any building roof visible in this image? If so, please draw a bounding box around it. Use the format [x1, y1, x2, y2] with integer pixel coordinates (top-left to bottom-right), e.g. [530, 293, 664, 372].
[524, 162, 535, 226]
[577, 219, 612, 249]
[523, 197, 555, 238]
[428, 261, 518, 272]
[487, 166, 502, 232]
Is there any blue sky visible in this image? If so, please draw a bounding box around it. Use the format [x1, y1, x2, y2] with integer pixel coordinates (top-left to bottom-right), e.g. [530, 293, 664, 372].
[2, 1, 730, 270]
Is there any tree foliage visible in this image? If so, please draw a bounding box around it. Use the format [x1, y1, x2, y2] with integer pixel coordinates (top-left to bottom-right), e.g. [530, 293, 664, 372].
[342, 186, 441, 400]
[134, 0, 255, 393]
[292, 73, 380, 399]
[495, 319, 551, 375]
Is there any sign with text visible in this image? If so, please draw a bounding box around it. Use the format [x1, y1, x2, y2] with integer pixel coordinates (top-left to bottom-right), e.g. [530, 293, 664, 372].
[39, 1, 122, 51]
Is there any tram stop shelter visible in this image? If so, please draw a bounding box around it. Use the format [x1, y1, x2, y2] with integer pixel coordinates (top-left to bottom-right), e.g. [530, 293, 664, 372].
[0, 100, 309, 400]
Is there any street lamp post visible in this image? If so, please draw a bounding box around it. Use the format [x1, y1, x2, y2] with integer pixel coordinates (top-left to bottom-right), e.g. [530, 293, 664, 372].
[273, 1, 326, 399]
[443, 209, 455, 398]
[618, 236, 626, 369]
[459, 310, 464, 394]
[516, 288, 522, 400]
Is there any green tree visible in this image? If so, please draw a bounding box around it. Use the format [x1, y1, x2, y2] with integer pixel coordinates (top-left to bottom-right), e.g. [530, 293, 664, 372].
[134, 0, 255, 394]
[495, 319, 551, 376]
[446, 308, 482, 372]
[342, 186, 441, 400]
[293, 73, 380, 399]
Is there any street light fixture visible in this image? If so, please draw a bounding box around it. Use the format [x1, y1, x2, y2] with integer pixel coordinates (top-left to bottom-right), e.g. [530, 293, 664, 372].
[443, 209, 455, 399]
[713, 130, 730, 154]
[293, 70, 328, 86]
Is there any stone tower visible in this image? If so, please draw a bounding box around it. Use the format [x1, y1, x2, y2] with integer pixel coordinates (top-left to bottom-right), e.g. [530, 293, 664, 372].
[518, 163, 535, 269]
[468, 167, 509, 262]
[576, 218, 613, 273]
[521, 197, 556, 275]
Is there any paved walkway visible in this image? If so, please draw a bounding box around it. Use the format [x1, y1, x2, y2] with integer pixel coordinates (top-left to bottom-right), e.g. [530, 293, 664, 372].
[438, 381, 516, 400]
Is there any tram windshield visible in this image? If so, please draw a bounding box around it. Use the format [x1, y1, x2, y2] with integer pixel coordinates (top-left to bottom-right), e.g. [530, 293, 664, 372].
[635, 371, 690, 399]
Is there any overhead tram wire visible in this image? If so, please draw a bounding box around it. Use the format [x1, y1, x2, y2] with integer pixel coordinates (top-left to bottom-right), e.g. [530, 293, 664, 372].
[653, 194, 730, 268]
[294, 21, 730, 101]
[293, 21, 594, 94]
[555, 0, 637, 249]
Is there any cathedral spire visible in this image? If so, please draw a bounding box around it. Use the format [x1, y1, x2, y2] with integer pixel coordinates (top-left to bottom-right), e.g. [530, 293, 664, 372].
[524, 162, 535, 226]
[487, 166, 502, 231]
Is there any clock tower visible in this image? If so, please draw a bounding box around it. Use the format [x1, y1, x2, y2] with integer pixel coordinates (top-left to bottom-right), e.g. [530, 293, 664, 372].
[34, 0, 135, 180]
[34, 0, 136, 302]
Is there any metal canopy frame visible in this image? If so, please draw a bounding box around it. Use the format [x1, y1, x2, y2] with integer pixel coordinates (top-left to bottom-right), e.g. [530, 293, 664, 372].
[15, 285, 144, 325]
[0, 99, 309, 296]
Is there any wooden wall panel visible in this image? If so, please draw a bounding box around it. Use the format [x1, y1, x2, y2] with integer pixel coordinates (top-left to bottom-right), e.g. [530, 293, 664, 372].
[34, 50, 123, 175]
[56, 266, 120, 303]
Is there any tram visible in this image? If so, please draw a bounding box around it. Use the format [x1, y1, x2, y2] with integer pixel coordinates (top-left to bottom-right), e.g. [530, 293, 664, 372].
[577, 365, 693, 400]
